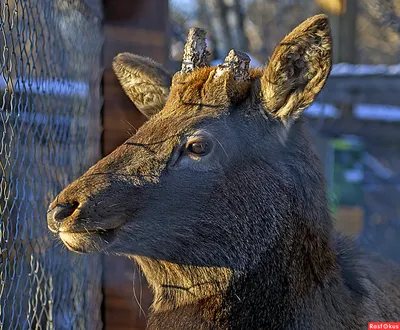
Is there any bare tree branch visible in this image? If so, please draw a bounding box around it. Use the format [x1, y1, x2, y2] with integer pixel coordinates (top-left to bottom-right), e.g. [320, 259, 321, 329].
[366, 0, 400, 33]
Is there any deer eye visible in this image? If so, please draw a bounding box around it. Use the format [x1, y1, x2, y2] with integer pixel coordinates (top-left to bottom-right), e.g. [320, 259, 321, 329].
[186, 140, 211, 156]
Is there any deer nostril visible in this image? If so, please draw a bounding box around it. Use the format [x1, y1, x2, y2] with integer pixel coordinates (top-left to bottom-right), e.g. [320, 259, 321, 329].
[51, 202, 79, 222]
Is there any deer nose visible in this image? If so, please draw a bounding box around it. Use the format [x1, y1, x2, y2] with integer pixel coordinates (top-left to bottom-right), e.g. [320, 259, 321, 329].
[47, 202, 79, 233]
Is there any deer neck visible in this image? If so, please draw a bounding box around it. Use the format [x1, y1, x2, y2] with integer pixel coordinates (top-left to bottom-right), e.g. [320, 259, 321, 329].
[132, 211, 338, 328]
[133, 231, 338, 329]
[133, 257, 232, 308]
[133, 256, 232, 329]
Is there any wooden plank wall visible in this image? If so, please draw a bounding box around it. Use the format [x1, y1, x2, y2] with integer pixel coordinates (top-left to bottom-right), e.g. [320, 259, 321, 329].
[102, 1, 169, 329]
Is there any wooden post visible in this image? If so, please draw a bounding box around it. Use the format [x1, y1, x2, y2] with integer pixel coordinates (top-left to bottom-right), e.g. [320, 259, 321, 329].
[102, 1, 169, 329]
[317, 0, 358, 139]
[320, 0, 358, 64]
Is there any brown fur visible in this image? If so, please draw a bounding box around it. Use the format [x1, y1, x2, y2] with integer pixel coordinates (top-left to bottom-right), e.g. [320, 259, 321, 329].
[113, 53, 172, 117]
[261, 15, 332, 122]
[48, 15, 400, 329]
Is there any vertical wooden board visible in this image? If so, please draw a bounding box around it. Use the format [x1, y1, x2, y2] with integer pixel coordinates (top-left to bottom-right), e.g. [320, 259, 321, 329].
[103, 256, 152, 330]
[102, 1, 169, 329]
[103, 0, 168, 30]
[102, 70, 147, 155]
[103, 27, 167, 69]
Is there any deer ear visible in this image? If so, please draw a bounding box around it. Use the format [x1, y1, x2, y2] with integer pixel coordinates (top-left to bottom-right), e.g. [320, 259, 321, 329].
[261, 14, 332, 123]
[112, 53, 172, 118]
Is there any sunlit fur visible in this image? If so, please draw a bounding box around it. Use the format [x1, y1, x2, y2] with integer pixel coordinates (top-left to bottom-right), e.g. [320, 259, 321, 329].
[113, 53, 172, 118]
[48, 15, 400, 329]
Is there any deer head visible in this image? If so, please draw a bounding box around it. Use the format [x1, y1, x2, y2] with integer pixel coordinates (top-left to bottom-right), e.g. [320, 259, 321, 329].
[48, 15, 333, 316]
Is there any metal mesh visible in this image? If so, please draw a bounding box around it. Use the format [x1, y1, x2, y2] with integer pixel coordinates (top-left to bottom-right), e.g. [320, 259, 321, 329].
[0, 0, 103, 329]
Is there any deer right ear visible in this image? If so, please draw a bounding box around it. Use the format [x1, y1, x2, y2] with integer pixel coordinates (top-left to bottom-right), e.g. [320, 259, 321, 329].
[261, 14, 332, 124]
[113, 53, 172, 118]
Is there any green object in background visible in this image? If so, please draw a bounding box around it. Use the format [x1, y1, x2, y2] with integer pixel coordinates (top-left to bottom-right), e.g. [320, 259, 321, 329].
[330, 136, 365, 209]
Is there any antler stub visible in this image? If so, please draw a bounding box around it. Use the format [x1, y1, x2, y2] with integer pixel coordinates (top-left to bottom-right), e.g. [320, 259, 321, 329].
[181, 27, 209, 74]
[216, 50, 251, 81]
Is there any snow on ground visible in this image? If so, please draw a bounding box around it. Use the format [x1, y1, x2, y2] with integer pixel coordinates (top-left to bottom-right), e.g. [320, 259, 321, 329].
[306, 103, 400, 122]
[331, 63, 400, 76]
[305, 103, 340, 118]
[353, 104, 400, 122]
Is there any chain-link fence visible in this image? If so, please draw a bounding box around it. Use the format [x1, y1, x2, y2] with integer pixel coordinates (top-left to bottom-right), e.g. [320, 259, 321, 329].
[0, 0, 103, 329]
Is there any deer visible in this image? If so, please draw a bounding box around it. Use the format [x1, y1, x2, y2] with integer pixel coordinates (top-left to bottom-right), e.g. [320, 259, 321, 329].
[47, 15, 400, 329]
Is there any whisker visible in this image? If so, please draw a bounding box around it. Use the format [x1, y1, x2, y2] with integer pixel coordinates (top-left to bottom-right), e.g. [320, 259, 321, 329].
[139, 268, 144, 317]
[121, 119, 139, 135]
[132, 262, 147, 318]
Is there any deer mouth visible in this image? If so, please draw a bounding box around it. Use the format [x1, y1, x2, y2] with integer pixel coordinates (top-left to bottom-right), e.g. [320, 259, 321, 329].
[58, 227, 120, 254]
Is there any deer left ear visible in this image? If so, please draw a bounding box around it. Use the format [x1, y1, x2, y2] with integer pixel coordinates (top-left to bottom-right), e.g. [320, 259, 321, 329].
[261, 14, 332, 123]
[113, 53, 172, 118]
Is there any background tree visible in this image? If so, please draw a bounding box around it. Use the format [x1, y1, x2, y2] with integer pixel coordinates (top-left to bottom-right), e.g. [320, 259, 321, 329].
[169, 0, 400, 65]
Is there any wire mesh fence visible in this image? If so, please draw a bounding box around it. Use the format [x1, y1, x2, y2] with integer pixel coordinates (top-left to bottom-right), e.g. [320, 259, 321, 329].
[0, 0, 103, 329]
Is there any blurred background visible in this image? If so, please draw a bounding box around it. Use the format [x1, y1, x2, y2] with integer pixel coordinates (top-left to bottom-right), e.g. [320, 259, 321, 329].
[0, 0, 399, 329]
